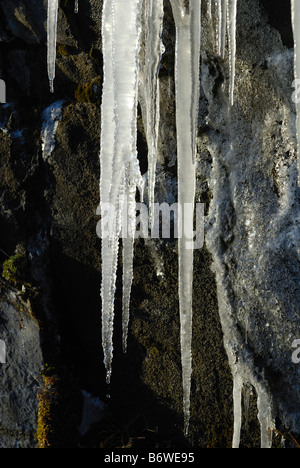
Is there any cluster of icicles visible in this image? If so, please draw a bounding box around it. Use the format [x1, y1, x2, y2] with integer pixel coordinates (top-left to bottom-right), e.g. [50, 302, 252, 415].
[46, 0, 300, 448]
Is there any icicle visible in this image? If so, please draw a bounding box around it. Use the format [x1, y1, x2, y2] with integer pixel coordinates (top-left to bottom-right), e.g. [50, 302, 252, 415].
[75, 0, 79, 13]
[139, 0, 164, 227]
[170, 0, 201, 436]
[291, 0, 300, 184]
[232, 376, 243, 448]
[215, 0, 222, 56]
[47, 0, 59, 93]
[227, 0, 237, 106]
[191, 0, 202, 163]
[220, 0, 227, 59]
[100, 0, 143, 383]
[257, 388, 274, 449]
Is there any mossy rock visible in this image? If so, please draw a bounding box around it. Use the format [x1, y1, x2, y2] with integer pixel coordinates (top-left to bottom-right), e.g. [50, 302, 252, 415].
[75, 77, 101, 104]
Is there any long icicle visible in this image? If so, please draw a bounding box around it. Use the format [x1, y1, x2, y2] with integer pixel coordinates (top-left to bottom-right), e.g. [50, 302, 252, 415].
[141, 0, 164, 227]
[170, 0, 201, 436]
[227, 0, 237, 106]
[220, 0, 227, 59]
[232, 376, 243, 448]
[291, 0, 300, 184]
[47, 0, 59, 93]
[100, 0, 117, 384]
[100, 0, 143, 383]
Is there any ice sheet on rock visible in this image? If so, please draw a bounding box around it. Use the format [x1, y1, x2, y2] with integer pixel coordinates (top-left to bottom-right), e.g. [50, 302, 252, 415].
[41, 100, 64, 160]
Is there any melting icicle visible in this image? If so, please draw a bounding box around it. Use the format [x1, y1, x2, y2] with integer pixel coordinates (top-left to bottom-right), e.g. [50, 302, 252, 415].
[139, 0, 164, 227]
[291, 0, 300, 184]
[227, 0, 237, 106]
[220, 0, 227, 59]
[100, 0, 143, 383]
[231, 373, 274, 448]
[170, 0, 201, 436]
[214, 0, 227, 59]
[215, 0, 222, 56]
[232, 376, 243, 449]
[47, 0, 59, 93]
[257, 388, 274, 449]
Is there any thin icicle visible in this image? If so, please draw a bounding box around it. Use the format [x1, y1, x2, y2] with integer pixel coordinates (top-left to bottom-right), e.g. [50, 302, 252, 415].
[100, 0, 143, 383]
[227, 0, 237, 106]
[232, 376, 243, 448]
[215, 0, 222, 56]
[47, 0, 59, 93]
[75, 0, 79, 13]
[257, 388, 274, 449]
[140, 0, 164, 227]
[190, 0, 202, 163]
[170, 0, 201, 436]
[291, 0, 300, 184]
[220, 0, 227, 59]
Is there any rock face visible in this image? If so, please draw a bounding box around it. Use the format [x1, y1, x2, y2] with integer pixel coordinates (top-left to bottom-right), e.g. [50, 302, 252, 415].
[0, 281, 43, 448]
[0, 0, 299, 448]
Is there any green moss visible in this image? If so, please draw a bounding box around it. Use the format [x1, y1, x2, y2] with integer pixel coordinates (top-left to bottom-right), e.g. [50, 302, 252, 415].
[2, 254, 28, 286]
[75, 77, 101, 104]
[36, 365, 82, 448]
[57, 43, 70, 57]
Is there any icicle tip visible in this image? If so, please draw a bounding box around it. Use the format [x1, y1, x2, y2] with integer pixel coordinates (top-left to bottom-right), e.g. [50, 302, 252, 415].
[49, 79, 55, 94]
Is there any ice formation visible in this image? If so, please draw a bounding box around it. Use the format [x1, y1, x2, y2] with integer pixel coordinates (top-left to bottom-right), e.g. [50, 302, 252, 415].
[47, 0, 59, 93]
[45, 0, 300, 448]
[47, 0, 78, 93]
[41, 100, 64, 160]
[292, 0, 300, 183]
[100, 0, 144, 383]
[139, 0, 164, 226]
[169, 0, 201, 437]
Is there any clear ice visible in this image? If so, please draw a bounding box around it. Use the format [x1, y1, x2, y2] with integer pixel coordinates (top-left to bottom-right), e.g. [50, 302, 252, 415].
[47, 0, 59, 93]
[291, 0, 300, 184]
[100, 0, 143, 383]
[45, 0, 287, 448]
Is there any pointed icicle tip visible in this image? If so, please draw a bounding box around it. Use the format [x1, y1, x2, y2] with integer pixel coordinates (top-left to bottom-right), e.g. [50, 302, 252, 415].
[49, 79, 54, 94]
[106, 369, 112, 385]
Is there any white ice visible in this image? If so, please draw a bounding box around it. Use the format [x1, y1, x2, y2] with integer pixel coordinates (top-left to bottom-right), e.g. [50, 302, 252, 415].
[227, 0, 237, 106]
[100, 0, 143, 383]
[41, 100, 64, 160]
[291, 0, 300, 184]
[47, 0, 59, 93]
[170, 0, 201, 436]
[139, 0, 164, 227]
